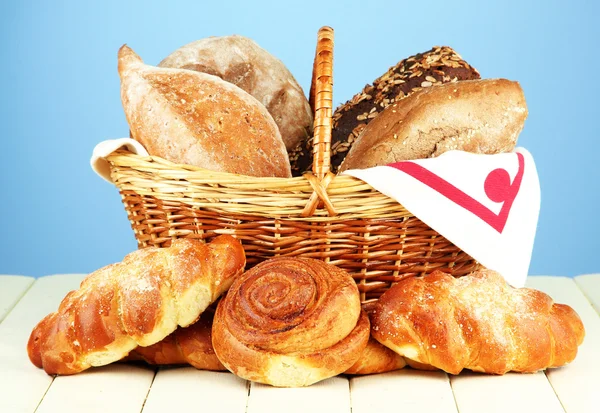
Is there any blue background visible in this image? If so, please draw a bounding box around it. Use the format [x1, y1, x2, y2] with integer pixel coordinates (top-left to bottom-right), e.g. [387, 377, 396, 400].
[0, 0, 598, 278]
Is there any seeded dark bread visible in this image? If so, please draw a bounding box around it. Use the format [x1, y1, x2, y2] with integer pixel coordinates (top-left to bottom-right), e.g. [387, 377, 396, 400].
[289, 46, 480, 175]
[338, 79, 528, 171]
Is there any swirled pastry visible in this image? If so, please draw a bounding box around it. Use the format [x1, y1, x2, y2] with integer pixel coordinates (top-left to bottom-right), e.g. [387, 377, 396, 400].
[212, 257, 370, 387]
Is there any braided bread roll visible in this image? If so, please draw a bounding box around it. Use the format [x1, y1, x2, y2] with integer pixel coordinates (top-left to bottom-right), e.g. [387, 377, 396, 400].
[126, 309, 225, 371]
[371, 269, 585, 375]
[28, 236, 245, 375]
[212, 257, 370, 387]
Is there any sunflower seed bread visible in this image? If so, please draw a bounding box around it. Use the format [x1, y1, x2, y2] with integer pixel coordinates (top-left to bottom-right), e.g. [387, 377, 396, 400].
[289, 46, 480, 175]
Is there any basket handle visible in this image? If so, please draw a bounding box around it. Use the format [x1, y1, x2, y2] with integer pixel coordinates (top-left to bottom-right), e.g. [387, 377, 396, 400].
[309, 26, 334, 180]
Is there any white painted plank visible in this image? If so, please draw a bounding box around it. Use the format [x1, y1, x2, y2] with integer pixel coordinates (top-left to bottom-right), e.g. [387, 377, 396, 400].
[526, 276, 600, 413]
[0, 275, 34, 323]
[36, 364, 155, 413]
[350, 370, 457, 413]
[450, 371, 564, 413]
[247, 377, 350, 413]
[142, 368, 248, 413]
[0, 274, 86, 413]
[575, 274, 600, 315]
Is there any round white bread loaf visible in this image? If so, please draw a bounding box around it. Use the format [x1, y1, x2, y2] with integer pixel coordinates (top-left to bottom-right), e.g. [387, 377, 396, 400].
[159, 35, 313, 151]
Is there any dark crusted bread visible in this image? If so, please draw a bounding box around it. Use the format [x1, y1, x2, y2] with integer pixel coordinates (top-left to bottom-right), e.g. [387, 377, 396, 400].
[289, 46, 480, 176]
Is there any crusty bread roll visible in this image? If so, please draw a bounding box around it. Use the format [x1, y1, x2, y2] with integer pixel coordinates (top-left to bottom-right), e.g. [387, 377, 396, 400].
[159, 35, 312, 151]
[126, 309, 226, 371]
[212, 257, 370, 387]
[28, 236, 245, 375]
[371, 269, 585, 375]
[118, 45, 291, 178]
[339, 79, 528, 171]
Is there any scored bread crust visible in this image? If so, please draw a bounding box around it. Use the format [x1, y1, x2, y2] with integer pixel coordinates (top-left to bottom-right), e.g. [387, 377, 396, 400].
[118, 45, 291, 178]
[27, 236, 245, 375]
[212, 257, 370, 387]
[339, 78, 528, 171]
[159, 35, 313, 151]
[371, 269, 585, 375]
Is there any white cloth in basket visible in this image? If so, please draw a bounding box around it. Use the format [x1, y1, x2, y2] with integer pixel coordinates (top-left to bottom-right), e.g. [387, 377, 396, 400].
[342, 148, 540, 287]
[91, 138, 149, 183]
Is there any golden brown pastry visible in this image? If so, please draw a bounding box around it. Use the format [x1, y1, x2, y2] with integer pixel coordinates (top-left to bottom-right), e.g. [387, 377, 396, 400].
[126, 309, 225, 371]
[28, 236, 245, 375]
[371, 269, 585, 375]
[344, 337, 407, 375]
[159, 35, 313, 151]
[339, 79, 528, 171]
[118, 45, 291, 178]
[212, 257, 370, 387]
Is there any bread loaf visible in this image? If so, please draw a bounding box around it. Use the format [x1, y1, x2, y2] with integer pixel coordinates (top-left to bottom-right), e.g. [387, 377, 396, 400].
[212, 257, 370, 387]
[126, 309, 226, 371]
[371, 269, 585, 375]
[159, 35, 313, 151]
[27, 236, 245, 375]
[118, 45, 291, 178]
[344, 337, 407, 375]
[290, 46, 481, 175]
[339, 78, 528, 171]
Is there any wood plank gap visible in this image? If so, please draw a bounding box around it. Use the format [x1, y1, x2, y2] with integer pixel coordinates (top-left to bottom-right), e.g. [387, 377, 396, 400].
[33, 375, 56, 413]
[0, 275, 35, 323]
[138, 367, 159, 413]
[245, 380, 251, 413]
[448, 375, 462, 413]
[348, 376, 353, 413]
[544, 371, 569, 413]
[574, 274, 600, 316]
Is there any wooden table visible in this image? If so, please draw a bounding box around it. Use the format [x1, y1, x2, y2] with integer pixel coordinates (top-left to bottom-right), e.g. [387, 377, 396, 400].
[1, 274, 599, 413]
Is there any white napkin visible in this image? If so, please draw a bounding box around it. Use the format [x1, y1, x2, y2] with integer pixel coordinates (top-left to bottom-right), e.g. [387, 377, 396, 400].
[90, 138, 149, 183]
[342, 148, 540, 287]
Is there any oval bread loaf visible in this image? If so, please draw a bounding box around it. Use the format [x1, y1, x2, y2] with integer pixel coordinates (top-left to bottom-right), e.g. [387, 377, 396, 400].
[118, 45, 292, 178]
[339, 78, 528, 171]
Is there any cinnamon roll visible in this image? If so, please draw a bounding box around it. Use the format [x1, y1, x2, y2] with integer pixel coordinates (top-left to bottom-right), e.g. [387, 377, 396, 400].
[212, 257, 369, 387]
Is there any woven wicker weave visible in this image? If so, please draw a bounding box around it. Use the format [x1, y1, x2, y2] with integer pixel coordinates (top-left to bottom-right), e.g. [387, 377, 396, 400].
[107, 27, 478, 303]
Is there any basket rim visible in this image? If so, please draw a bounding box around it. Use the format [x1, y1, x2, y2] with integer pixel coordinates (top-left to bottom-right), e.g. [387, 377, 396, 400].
[107, 149, 363, 185]
[107, 149, 412, 220]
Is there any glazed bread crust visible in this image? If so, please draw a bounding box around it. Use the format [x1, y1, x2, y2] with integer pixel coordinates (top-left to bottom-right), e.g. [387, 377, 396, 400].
[28, 236, 245, 375]
[371, 270, 585, 375]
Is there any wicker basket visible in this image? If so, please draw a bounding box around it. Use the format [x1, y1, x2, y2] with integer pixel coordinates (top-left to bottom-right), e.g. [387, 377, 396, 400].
[106, 27, 478, 303]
